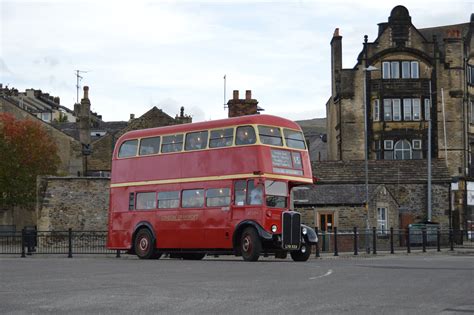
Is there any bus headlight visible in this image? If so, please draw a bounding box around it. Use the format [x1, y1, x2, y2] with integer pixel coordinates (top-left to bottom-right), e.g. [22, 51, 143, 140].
[271, 225, 277, 233]
[302, 227, 307, 235]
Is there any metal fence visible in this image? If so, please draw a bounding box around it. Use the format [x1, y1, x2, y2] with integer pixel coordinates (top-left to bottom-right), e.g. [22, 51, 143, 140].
[314, 227, 473, 257]
[0, 227, 472, 258]
[0, 228, 117, 257]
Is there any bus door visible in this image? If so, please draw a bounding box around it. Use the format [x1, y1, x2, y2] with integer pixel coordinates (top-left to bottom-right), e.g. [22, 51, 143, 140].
[203, 187, 232, 248]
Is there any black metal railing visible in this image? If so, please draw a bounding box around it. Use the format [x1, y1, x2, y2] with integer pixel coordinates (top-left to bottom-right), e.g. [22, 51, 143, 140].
[0, 227, 472, 258]
[315, 227, 472, 256]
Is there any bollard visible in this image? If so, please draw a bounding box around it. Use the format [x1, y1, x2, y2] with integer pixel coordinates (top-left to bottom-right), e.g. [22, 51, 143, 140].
[333, 227, 338, 256]
[422, 227, 427, 253]
[390, 227, 394, 254]
[21, 228, 26, 258]
[449, 229, 454, 251]
[437, 228, 441, 252]
[68, 228, 73, 258]
[372, 227, 377, 255]
[116, 250, 121, 258]
[353, 227, 358, 256]
[407, 227, 411, 254]
[315, 227, 320, 258]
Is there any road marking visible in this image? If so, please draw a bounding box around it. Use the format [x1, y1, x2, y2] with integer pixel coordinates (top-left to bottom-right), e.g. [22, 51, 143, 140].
[309, 269, 333, 280]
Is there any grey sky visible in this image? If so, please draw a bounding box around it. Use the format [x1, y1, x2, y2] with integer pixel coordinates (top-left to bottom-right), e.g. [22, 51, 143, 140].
[1, 0, 471, 122]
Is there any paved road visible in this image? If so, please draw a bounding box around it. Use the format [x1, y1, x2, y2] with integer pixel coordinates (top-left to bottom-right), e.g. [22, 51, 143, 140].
[0, 253, 473, 314]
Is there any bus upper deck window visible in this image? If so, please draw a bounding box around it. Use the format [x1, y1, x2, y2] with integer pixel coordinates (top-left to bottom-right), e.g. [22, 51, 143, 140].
[235, 126, 256, 145]
[210, 128, 234, 148]
[258, 126, 283, 146]
[161, 134, 184, 153]
[139, 137, 161, 155]
[284, 129, 306, 149]
[185, 131, 209, 151]
[118, 139, 138, 158]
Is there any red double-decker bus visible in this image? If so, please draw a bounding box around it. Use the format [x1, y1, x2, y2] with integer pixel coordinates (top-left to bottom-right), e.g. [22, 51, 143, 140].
[107, 114, 317, 261]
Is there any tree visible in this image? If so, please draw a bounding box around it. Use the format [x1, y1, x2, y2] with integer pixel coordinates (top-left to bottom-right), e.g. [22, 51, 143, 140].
[0, 113, 60, 208]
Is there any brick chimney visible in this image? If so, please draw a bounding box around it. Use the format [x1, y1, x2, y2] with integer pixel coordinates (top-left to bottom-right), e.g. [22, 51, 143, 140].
[331, 28, 342, 97]
[78, 86, 91, 146]
[227, 90, 262, 118]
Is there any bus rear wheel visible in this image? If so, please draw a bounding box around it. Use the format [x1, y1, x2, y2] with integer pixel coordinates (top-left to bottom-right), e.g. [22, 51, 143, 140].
[240, 227, 261, 262]
[134, 228, 156, 259]
[290, 242, 311, 262]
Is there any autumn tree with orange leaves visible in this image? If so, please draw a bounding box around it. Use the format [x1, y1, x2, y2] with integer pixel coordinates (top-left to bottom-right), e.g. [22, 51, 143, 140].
[0, 113, 60, 208]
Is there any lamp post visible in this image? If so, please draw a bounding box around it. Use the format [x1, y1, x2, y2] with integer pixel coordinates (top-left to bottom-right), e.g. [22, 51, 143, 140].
[363, 65, 378, 253]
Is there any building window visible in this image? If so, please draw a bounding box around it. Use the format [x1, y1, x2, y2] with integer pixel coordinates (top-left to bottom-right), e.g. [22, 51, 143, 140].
[382, 61, 419, 79]
[382, 62, 391, 79]
[390, 62, 400, 79]
[468, 65, 474, 85]
[470, 101, 474, 124]
[411, 61, 419, 79]
[377, 207, 388, 234]
[413, 99, 421, 120]
[412, 139, 422, 150]
[392, 99, 401, 121]
[394, 140, 412, 160]
[402, 61, 411, 78]
[384, 99, 392, 120]
[161, 134, 184, 153]
[403, 99, 412, 120]
[384, 140, 393, 150]
[373, 99, 380, 121]
[424, 99, 431, 121]
[384, 140, 394, 159]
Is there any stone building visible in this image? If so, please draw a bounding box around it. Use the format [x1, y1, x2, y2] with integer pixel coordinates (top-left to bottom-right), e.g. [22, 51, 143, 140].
[305, 6, 473, 231]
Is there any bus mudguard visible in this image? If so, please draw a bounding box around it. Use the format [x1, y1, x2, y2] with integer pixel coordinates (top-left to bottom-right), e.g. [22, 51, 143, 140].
[301, 224, 318, 244]
[233, 220, 273, 247]
[134, 221, 156, 240]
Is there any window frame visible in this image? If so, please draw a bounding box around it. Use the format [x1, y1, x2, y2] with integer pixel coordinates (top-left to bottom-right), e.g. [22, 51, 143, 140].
[403, 99, 412, 121]
[135, 192, 157, 210]
[206, 188, 231, 207]
[258, 125, 283, 147]
[209, 127, 234, 148]
[161, 134, 184, 154]
[235, 125, 257, 146]
[383, 99, 392, 121]
[139, 136, 161, 156]
[185, 130, 209, 151]
[377, 207, 388, 235]
[181, 189, 205, 208]
[424, 99, 431, 121]
[373, 99, 380, 121]
[392, 99, 401, 121]
[118, 139, 139, 158]
[412, 99, 421, 121]
[157, 191, 180, 209]
[394, 140, 412, 160]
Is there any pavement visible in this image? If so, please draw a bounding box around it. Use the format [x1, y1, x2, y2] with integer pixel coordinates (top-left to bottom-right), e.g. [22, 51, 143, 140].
[0, 249, 473, 314]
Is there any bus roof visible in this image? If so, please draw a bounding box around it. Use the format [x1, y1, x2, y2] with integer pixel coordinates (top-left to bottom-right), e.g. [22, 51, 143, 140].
[119, 114, 302, 141]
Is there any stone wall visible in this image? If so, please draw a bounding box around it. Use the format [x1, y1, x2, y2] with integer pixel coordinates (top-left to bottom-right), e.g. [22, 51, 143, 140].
[37, 177, 110, 231]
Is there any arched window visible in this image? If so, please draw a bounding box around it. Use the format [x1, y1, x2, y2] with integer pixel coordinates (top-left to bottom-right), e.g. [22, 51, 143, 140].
[394, 140, 412, 160]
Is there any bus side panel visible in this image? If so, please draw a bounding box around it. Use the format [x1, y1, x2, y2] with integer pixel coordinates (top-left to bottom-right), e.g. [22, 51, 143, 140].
[107, 187, 131, 249]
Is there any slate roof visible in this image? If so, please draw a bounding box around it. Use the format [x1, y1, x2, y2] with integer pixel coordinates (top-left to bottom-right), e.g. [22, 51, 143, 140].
[294, 184, 383, 206]
[312, 159, 452, 184]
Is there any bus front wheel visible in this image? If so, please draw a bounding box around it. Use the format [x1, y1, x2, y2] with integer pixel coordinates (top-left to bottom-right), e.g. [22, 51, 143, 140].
[134, 228, 157, 259]
[240, 227, 261, 262]
[290, 242, 312, 262]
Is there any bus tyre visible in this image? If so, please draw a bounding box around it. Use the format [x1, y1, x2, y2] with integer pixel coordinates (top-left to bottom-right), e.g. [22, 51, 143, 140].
[134, 229, 156, 259]
[290, 243, 311, 262]
[240, 227, 261, 262]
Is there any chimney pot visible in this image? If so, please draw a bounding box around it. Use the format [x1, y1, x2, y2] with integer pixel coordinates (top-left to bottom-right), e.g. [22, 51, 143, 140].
[83, 86, 89, 99]
[245, 90, 251, 100]
[130, 113, 135, 120]
[180, 106, 185, 117]
[333, 28, 340, 37]
[233, 90, 239, 100]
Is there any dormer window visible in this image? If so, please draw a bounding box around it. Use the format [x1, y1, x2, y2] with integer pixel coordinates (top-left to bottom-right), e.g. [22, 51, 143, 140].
[382, 61, 419, 79]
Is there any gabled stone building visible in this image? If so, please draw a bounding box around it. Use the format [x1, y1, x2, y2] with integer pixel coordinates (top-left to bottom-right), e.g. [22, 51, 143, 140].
[306, 6, 474, 231]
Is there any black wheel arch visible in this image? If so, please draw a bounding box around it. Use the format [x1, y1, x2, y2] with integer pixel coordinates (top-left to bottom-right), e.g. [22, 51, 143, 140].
[301, 224, 318, 244]
[233, 220, 273, 250]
